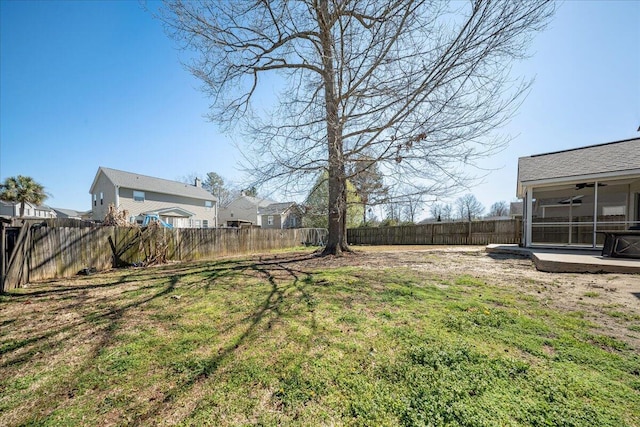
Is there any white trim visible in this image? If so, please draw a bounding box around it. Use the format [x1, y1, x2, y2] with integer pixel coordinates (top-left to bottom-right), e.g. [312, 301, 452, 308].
[525, 187, 532, 246]
[592, 181, 598, 247]
[517, 169, 640, 197]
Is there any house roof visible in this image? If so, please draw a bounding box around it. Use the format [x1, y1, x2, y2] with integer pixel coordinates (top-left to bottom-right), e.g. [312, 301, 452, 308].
[241, 195, 278, 208]
[517, 137, 640, 195]
[52, 208, 82, 218]
[224, 194, 278, 209]
[0, 200, 53, 210]
[91, 167, 216, 201]
[259, 202, 298, 215]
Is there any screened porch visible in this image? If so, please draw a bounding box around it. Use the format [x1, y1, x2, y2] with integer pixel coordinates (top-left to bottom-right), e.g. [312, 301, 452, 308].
[527, 178, 640, 248]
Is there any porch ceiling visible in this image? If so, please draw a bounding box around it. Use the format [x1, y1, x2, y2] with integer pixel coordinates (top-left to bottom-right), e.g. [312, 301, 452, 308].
[518, 173, 640, 198]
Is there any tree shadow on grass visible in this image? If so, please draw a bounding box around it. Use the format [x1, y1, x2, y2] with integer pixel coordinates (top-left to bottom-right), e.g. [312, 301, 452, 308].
[130, 254, 321, 425]
[0, 252, 322, 425]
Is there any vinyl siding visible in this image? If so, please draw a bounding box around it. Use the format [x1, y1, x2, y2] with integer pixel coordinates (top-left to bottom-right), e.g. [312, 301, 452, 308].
[118, 188, 216, 225]
[90, 170, 216, 226]
[219, 198, 260, 225]
[90, 173, 118, 221]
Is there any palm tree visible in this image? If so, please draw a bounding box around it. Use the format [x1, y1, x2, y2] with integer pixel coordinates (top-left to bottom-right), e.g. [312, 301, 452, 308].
[0, 175, 48, 217]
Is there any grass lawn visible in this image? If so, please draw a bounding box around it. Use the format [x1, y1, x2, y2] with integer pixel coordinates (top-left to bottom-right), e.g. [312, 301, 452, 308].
[1, 247, 639, 426]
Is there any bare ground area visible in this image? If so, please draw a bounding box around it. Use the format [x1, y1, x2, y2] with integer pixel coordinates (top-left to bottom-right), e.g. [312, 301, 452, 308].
[317, 245, 640, 349]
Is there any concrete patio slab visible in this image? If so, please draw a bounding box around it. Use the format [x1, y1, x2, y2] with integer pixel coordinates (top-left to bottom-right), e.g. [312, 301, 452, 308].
[486, 244, 640, 274]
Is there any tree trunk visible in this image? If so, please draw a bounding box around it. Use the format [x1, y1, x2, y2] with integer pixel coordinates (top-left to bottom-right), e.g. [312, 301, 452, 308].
[318, 0, 349, 256]
[363, 202, 367, 225]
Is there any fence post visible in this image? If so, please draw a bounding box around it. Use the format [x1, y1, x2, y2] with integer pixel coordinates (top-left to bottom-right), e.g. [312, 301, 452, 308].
[0, 220, 6, 292]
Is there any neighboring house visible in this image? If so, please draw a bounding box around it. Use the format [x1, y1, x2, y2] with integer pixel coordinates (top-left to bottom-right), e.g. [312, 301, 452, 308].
[517, 137, 640, 248]
[52, 208, 86, 220]
[0, 200, 56, 219]
[89, 167, 217, 228]
[258, 202, 303, 229]
[218, 195, 302, 229]
[509, 201, 523, 218]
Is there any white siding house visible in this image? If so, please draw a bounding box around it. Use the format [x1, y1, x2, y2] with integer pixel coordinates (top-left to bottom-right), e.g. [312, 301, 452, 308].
[0, 201, 56, 219]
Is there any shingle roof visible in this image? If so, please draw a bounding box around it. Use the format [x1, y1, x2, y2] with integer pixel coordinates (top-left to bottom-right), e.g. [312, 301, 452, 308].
[240, 195, 278, 208]
[518, 137, 640, 184]
[52, 208, 82, 218]
[93, 167, 216, 201]
[259, 202, 297, 215]
[0, 200, 53, 210]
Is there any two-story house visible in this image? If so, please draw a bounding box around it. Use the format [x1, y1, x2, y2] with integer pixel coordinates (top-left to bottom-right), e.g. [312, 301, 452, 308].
[0, 201, 56, 219]
[89, 167, 217, 228]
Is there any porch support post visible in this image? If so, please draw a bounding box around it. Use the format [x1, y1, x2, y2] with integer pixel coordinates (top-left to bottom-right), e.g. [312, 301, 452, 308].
[593, 180, 598, 248]
[525, 186, 533, 247]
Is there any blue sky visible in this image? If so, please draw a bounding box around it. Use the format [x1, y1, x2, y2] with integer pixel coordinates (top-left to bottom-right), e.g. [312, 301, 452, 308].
[1, 1, 639, 219]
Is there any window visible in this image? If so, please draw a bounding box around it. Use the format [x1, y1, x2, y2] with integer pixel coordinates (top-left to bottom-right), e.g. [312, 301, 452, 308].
[291, 216, 297, 227]
[267, 215, 274, 226]
[203, 220, 209, 228]
[133, 191, 145, 202]
[100, 192, 104, 205]
[93, 194, 97, 207]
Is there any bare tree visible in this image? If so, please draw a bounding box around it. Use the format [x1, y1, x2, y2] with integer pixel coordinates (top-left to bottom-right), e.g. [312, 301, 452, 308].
[456, 194, 484, 222]
[430, 202, 456, 222]
[161, 0, 554, 255]
[180, 172, 239, 206]
[488, 200, 509, 217]
[203, 172, 239, 206]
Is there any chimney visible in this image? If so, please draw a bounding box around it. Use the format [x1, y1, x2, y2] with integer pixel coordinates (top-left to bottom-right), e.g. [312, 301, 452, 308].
[194, 178, 201, 188]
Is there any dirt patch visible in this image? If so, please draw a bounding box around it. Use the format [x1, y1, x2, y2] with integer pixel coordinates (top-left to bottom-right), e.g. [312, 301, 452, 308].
[258, 245, 640, 349]
[5, 245, 640, 352]
[250, 246, 640, 350]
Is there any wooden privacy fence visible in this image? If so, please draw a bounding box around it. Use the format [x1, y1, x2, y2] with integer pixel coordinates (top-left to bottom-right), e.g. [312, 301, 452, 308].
[1, 220, 327, 292]
[347, 219, 522, 246]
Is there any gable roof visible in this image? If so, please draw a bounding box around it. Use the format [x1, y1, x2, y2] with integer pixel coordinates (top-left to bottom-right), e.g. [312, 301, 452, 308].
[224, 194, 278, 209]
[258, 202, 298, 215]
[0, 200, 53, 210]
[91, 167, 216, 201]
[52, 208, 82, 218]
[517, 137, 640, 195]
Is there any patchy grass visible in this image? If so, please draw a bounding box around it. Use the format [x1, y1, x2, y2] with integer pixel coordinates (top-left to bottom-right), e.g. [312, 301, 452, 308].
[1, 249, 639, 426]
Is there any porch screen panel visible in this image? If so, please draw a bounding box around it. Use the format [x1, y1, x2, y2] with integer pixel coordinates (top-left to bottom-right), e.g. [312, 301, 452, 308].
[595, 184, 628, 244]
[531, 186, 594, 246]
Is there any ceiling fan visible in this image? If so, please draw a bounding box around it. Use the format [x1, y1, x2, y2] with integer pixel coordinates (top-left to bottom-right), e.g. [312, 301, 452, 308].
[575, 182, 607, 190]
